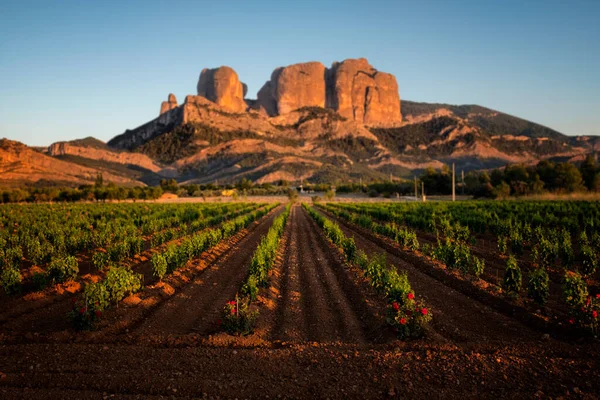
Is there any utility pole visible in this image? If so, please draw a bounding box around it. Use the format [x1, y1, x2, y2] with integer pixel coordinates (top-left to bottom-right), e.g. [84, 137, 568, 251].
[452, 163, 456, 202]
[414, 176, 418, 201]
[461, 170, 465, 195]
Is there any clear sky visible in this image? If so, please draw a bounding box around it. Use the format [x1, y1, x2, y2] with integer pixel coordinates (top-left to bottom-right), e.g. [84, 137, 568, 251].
[1, 0, 599, 146]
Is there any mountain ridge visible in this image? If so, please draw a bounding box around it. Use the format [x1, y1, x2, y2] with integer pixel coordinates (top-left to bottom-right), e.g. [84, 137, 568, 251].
[2, 58, 599, 187]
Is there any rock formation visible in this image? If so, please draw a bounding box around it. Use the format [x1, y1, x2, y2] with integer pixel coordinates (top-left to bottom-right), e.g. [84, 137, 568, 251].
[159, 93, 178, 115]
[256, 62, 327, 116]
[255, 58, 401, 124]
[329, 58, 401, 124]
[197, 66, 247, 113]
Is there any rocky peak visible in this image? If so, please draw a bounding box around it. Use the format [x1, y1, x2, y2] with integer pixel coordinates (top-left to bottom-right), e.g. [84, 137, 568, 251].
[256, 62, 327, 116]
[196, 66, 247, 113]
[254, 58, 401, 125]
[329, 58, 401, 124]
[160, 93, 178, 115]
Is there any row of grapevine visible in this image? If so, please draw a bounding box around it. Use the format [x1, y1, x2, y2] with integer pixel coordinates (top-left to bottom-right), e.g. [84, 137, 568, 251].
[71, 203, 280, 328]
[304, 204, 432, 339]
[151, 204, 279, 280]
[324, 201, 599, 335]
[223, 204, 291, 335]
[329, 201, 600, 278]
[0, 202, 260, 295]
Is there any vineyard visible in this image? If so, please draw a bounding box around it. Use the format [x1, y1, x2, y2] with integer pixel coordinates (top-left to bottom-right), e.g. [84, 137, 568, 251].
[0, 200, 598, 398]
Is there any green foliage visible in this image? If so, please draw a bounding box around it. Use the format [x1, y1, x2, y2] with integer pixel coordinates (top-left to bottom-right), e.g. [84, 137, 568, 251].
[342, 237, 357, 262]
[471, 256, 485, 278]
[71, 266, 142, 329]
[3, 246, 23, 270]
[47, 255, 79, 283]
[503, 255, 522, 296]
[355, 249, 369, 270]
[580, 245, 598, 277]
[432, 238, 483, 276]
[563, 271, 588, 309]
[70, 282, 110, 330]
[240, 204, 290, 307]
[1, 266, 22, 295]
[151, 253, 168, 280]
[104, 267, 143, 304]
[92, 251, 110, 271]
[509, 229, 524, 255]
[537, 236, 558, 270]
[558, 228, 574, 269]
[241, 275, 259, 302]
[527, 267, 549, 307]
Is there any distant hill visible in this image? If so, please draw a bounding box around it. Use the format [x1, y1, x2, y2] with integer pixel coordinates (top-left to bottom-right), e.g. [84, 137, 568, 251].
[0, 139, 142, 187]
[402, 101, 566, 140]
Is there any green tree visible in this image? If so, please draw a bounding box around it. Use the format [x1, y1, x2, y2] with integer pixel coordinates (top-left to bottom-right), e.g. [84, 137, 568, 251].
[554, 163, 584, 193]
[580, 155, 597, 191]
[94, 173, 104, 188]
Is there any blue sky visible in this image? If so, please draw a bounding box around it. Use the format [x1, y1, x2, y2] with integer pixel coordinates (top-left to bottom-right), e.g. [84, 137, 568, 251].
[1, 0, 599, 146]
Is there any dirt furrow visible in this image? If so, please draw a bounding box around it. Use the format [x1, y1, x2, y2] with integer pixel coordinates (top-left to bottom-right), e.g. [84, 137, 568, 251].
[322, 209, 543, 346]
[130, 207, 284, 338]
[271, 207, 307, 342]
[271, 206, 383, 344]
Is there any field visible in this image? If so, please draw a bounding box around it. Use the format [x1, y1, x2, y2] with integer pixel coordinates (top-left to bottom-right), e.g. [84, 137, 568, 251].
[0, 200, 599, 398]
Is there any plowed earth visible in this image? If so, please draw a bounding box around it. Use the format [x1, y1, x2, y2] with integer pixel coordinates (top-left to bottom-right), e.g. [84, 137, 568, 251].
[0, 205, 598, 399]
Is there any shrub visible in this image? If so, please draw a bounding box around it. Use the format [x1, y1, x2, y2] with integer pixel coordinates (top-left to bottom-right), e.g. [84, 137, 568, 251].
[527, 267, 549, 307]
[573, 295, 599, 335]
[221, 297, 258, 335]
[580, 245, 598, 277]
[432, 238, 471, 274]
[383, 269, 412, 303]
[538, 237, 558, 269]
[27, 238, 44, 265]
[241, 275, 259, 302]
[497, 236, 508, 255]
[151, 253, 168, 280]
[509, 230, 524, 255]
[3, 246, 23, 269]
[355, 249, 369, 270]
[396, 228, 419, 251]
[503, 255, 522, 296]
[92, 251, 110, 270]
[69, 282, 110, 330]
[104, 267, 143, 304]
[47, 255, 79, 283]
[563, 272, 599, 334]
[386, 294, 432, 339]
[559, 229, 574, 269]
[1, 266, 22, 295]
[563, 271, 588, 309]
[471, 256, 485, 277]
[342, 237, 357, 262]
